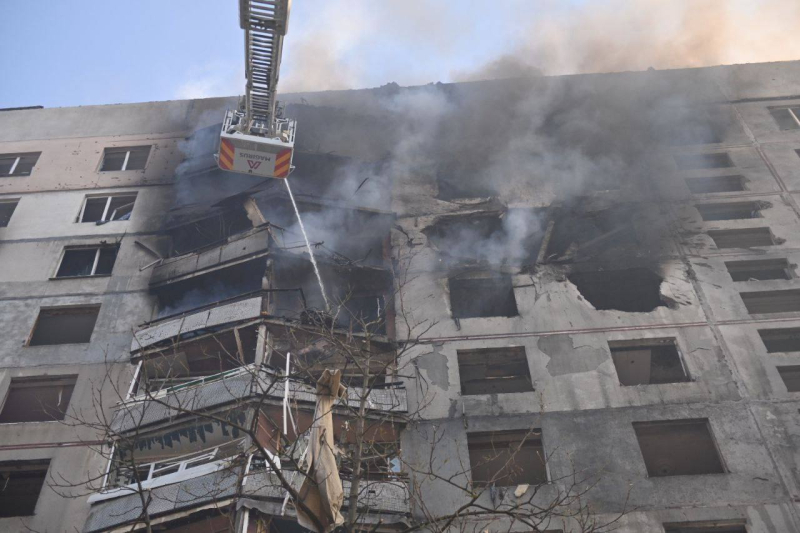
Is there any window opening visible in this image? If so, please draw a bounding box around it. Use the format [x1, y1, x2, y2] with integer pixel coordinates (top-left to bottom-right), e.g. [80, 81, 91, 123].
[777, 365, 800, 392]
[0, 152, 40, 177]
[663, 522, 747, 533]
[568, 268, 664, 312]
[696, 202, 763, 221]
[458, 347, 533, 395]
[740, 289, 800, 314]
[685, 175, 745, 194]
[79, 194, 137, 223]
[707, 228, 775, 249]
[100, 146, 150, 171]
[609, 338, 689, 386]
[758, 327, 800, 353]
[468, 430, 546, 486]
[0, 376, 77, 423]
[633, 419, 725, 477]
[0, 199, 18, 227]
[0, 460, 50, 517]
[55, 245, 119, 278]
[449, 276, 518, 318]
[725, 258, 791, 282]
[29, 305, 100, 346]
[768, 106, 800, 130]
[674, 153, 733, 170]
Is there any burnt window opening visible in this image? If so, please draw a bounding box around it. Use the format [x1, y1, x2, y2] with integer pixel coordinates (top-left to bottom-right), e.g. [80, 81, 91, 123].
[545, 205, 637, 263]
[0, 199, 19, 227]
[0, 376, 77, 423]
[695, 202, 764, 221]
[768, 106, 800, 130]
[633, 419, 725, 477]
[685, 175, 746, 194]
[468, 430, 546, 486]
[725, 258, 792, 282]
[0, 152, 40, 177]
[674, 153, 733, 170]
[167, 209, 253, 257]
[458, 346, 533, 395]
[777, 366, 800, 392]
[568, 268, 665, 313]
[707, 228, 775, 249]
[609, 338, 689, 386]
[28, 305, 100, 346]
[335, 294, 387, 335]
[740, 289, 800, 314]
[100, 146, 151, 171]
[79, 194, 137, 223]
[0, 460, 50, 517]
[663, 522, 747, 533]
[55, 245, 119, 278]
[449, 276, 518, 319]
[758, 327, 800, 353]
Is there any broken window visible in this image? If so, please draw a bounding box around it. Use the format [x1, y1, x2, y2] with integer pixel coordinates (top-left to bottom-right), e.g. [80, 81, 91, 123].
[468, 430, 546, 486]
[449, 276, 518, 318]
[725, 258, 792, 282]
[664, 522, 747, 533]
[29, 305, 100, 346]
[0, 376, 76, 423]
[0, 199, 18, 227]
[79, 194, 137, 223]
[545, 204, 638, 263]
[777, 366, 800, 392]
[458, 346, 533, 395]
[0, 152, 40, 177]
[569, 268, 664, 312]
[609, 338, 689, 386]
[167, 209, 253, 256]
[336, 294, 387, 335]
[685, 175, 746, 194]
[633, 419, 725, 477]
[695, 202, 763, 221]
[100, 146, 151, 171]
[758, 327, 800, 353]
[0, 460, 50, 517]
[55, 245, 119, 278]
[740, 289, 800, 314]
[674, 153, 733, 170]
[768, 106, 800, 130]
[707, 228, 775, 249]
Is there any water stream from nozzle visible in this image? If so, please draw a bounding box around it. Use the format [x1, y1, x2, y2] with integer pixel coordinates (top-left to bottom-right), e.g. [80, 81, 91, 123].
[284, 178, 331, 312]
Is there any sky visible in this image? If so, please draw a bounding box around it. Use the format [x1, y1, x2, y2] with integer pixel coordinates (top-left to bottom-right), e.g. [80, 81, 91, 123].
[1, 0, 800, 109]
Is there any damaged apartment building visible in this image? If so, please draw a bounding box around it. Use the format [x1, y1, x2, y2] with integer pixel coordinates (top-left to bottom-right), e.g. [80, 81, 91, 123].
[2, 60, 800, 533]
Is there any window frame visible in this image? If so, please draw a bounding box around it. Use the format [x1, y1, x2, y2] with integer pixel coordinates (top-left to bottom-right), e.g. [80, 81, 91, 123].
[0, 152, 41, 177]
[467, 429, 548, 487]
[0, 198, 20, 228]
[99, 146, 150, 172]
[77, 193, 137, 223]
[53, 245, 119, 279]
[0, 459, 51, 517]
[768, 105, 800, 130]
[632, 418, 727, 478]
[608, 337, 691, 386]
[27, 305, 101, 346]
[0, 375, 78, 424]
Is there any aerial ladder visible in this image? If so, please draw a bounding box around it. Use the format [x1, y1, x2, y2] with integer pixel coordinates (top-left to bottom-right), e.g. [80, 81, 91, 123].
[217, 0, 296, 179]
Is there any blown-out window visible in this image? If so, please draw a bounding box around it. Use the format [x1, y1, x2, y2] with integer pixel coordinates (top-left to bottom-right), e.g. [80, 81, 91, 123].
[79, 194, 137, 223]
[0, 376, 77, 423]
[0, 460, 50, 517]
[0, 152, 40, 177]
[29, 306, 100, 346]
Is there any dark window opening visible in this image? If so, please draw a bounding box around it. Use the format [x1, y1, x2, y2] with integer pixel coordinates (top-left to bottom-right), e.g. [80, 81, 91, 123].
[167, 209, 253, 257]
[674, 153, 733, 170]
[0, 460, 50, 517]
[609, 338, 689, 386]
[685, 175, 746, 194]
[29, 306, 100, 346]
[100, 146, 151, 171]
[758, 327, 800, 353]
[458, 346, 533, 395]
[0, 152, 40, 177]
[778, 366, 800, 392]
[725, 258, 792, 282]
[468, 430, 546, 486]
[664, 522, 747, 533]
[0, 376, 77, 423]
[80, 194, 137, 223]
[633, 419, 725, 477]
[768, 106, 800, 131]
[436, 167, 497, 200]
[340, 440, 402, 481]
[740, 289, 800, 314]
[0, 200, 18, 227]
[55, 245, 119, 278]
[568, 268, 664, 312]
[708, 228, 775, 249]
[545, 204, 637, 262]
[335, 294, 387, 335]
[696, 202, 763, 221]
[154, 513, 232, 533]
[449, 276, 518, 318]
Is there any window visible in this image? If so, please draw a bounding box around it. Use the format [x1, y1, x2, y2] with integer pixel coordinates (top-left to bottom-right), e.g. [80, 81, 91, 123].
[100, 146, 150, 171]
[457, 347, 533, 395]
[29, 305, 100, 346]
[685, 175, 745, 194]
[0, 199, 18, 227]
[449, 276, 518, 318]
[0, 152, 40, 177]
[0, 460, 50, 517]
[609, 338, 689, 386]
[695, 202, 762, 221]
[674, 153, 733, 170]
[707, 228, 775, 248]
[725, 259, 791, 282]
[79, 193, 137, 223]
[777, 366, 800, 392]
[633, 419, 725, 477]
[0, 376, 76, 423]
[758, 327, 800, 353]
[740, 289, 800, 314]
[663, 522, 747, 533]
[568, 268, 664, 312]
[467, 430, 546, 486]
[55, 245, 119, 278]
[768, 106, 800, 130]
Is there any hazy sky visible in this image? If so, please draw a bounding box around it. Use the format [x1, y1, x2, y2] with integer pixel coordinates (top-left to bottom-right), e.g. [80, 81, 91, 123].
[2, 0, 799, 109]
